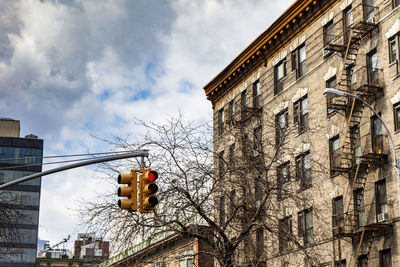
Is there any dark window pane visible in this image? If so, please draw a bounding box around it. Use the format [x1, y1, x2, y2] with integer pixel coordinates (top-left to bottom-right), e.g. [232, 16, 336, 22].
[394, 103, 400, 131]
[333, 196, 344, 227]
[324, 20, 334, 46]
[218, 109, 224, 135]
[219, 195, 225, 225]
[379, 249, 391, 267]
[253, 80, 261, 108]
[275, 60, 286, 94]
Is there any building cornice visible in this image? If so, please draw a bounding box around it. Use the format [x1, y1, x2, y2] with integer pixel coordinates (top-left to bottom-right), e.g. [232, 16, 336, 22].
[203, 0, 339, 106]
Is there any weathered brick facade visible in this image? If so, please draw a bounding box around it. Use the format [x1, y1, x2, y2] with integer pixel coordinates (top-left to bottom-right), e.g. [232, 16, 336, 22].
[205, 0, 400, 266]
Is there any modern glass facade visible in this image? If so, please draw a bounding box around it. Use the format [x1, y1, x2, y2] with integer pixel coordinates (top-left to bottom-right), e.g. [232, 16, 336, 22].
[0, 136, 43, 267]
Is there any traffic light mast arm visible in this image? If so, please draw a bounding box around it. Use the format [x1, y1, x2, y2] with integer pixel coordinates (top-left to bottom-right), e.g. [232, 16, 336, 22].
[0, 151, 149, 190]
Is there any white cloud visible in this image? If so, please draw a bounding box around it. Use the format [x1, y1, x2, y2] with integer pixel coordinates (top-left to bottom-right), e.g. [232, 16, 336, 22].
[0, 0, 295, 250]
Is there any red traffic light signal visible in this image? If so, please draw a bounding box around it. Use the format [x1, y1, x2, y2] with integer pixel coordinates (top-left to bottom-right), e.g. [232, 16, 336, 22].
[147, 170, 158, 182]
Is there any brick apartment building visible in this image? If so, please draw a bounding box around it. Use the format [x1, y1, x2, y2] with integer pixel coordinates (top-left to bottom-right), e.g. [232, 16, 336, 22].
[204, 0, 400, 266]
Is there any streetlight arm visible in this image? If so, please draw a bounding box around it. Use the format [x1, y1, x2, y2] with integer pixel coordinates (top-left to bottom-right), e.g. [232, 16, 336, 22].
[348, 93, 398, 169]
[323, 88, 398, 169]
[0, 150, 149, 190]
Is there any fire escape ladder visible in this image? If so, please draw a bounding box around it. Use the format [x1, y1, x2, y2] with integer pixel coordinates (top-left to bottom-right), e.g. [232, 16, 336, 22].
[338, 97, 360, 170]
[327, 3, 380, 112]
[352, 229, 366, 267]
[330, 29, 358, 112]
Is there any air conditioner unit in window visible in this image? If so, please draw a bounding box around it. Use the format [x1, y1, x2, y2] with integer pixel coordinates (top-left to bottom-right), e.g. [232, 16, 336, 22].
[377, 213, 388, 223]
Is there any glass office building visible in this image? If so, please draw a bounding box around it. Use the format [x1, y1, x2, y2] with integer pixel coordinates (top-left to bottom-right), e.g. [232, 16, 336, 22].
[0, 119, 43, 267]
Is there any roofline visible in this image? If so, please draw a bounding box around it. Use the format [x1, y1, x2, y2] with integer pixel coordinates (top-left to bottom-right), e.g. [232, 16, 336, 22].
[203, 0, 338, 104]
[203, 0, 302, 90]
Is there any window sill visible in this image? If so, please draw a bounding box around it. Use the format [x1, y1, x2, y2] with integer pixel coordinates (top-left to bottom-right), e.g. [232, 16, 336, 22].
[296, 127, 310, 136]
[330, 172, 341, 179]
[390, 73, 400, 82]
[298, 185, 312, 193]
[327, 110, 337, 119]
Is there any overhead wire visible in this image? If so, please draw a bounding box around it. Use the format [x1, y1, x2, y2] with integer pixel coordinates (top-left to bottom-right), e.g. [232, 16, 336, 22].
[0, 150, 136, 171]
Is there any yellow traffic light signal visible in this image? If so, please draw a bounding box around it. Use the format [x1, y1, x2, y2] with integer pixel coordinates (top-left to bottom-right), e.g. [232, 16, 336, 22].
[139, 169, 159, 213]
[117, 171, 137, 212]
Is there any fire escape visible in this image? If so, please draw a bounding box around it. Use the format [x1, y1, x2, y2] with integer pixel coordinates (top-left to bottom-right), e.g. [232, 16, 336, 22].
[325, 3, 392, 266]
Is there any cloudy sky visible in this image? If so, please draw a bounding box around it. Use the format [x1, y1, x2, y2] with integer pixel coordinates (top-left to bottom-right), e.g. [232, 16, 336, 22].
[0, 0, 295, 251]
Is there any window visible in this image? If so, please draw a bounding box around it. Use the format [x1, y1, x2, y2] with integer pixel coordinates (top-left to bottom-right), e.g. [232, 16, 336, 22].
[219, 195, 225, 225]
[351, 125, 362, 165]
[296, 151, 311, 189]
[363, 0, 374, 22]
[253, 126, 262, 156]
[343, 6, 353, 43]
[279, 216, 292, 253]
[228, 100, 235, 127]
[335, 260, 347, 267]
[292, 44, 307, 78]
[179, 249, 194, 267]
[294, 96, 309, 132]
[371, 115, 383, 154]
[394, 102, 400, 131]
[229, 190, 236, 216]
[275, 109, 289, 146]
[255, 176, 263, 202]
[219, 151, 225, 178]
[229, 143, 235, 162]
[376, 180, 388, 219]
[389, 34, 399, 63]
[333, 196, 344, 228]
[326, 76, 337, 114]
[154, 260, 166, 267]
[367, 48, 378, 85]
[274, 59, 287, 95]
[354, 189, 366, 227]
[393, 0, 400, 9]
[241, 89, 247, 119]
[218, 108, 224, 135]
[329, 135, 341, 176]
[379, 249, 392, 267]
[277, 161, 290, 200]
[256, 227, 264, 258]
[253, 80, 261, 108]
[357, 255, 368, 267]
[323, 20, 334, 46]
[298, 209, 314, 246]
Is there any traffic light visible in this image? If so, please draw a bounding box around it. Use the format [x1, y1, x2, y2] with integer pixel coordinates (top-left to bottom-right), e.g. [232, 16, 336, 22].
[139, 169, 158, 213]
[117, 170, 137, 212]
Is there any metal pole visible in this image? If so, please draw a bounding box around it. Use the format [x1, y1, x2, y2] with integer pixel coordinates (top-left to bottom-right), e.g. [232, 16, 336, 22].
[343, 92, 400, 215]
[0, 150, 149, 190]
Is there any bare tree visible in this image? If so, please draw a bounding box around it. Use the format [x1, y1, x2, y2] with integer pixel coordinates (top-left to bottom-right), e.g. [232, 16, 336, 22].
[0, 195, 24, 259]
[79, 111, 331, 267]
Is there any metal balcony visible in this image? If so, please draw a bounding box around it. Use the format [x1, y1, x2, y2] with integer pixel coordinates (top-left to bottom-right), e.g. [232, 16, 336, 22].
[324, 3, 379, 53]
[356, 133, 389, 161]
[349, 67, 384, 98]
[332, 203, 393, 238]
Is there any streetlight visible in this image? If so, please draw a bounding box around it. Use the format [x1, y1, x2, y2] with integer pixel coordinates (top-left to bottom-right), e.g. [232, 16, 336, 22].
[323, 88, 400, 214]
